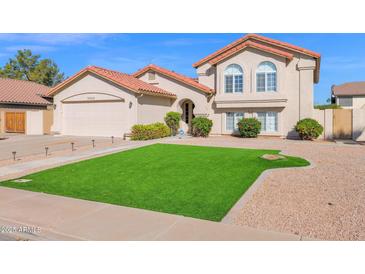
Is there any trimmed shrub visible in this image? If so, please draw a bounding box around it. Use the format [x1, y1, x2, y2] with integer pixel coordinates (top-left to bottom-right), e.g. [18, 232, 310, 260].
[131, 122, 170, 140]
[191, 117, 213, 137]
[164, 111, 181, 136]
[314, 104, 341, 110]
[295, 118, 323, 140]
[237, 118, 261, 138]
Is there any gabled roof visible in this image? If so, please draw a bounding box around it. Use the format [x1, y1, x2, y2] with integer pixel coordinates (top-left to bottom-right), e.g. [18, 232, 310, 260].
[47, 66, 177, 98]
[193, 33, 321, 83]
[0, 78, 51, 105]
[209, 41, 294, 65]
[133, 64, 214, 94]
[332, 82, 365, 96]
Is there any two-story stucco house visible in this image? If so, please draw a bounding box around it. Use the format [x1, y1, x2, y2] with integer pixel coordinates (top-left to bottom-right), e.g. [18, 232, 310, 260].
[47, 34, 321, 138]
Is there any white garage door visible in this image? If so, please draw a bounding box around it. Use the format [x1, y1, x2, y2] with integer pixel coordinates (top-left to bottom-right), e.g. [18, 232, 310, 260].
[62, 102, 128, 137]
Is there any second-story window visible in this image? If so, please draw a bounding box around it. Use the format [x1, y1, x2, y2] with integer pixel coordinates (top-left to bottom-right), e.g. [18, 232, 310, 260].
[256, 61, 277, 92]
[224, 64, 243, 93]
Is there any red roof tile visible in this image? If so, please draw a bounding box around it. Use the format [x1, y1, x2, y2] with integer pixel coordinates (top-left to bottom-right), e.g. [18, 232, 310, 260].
[0, 78, 51, 105]
[192, 33, 321, 83]
[193, 33, 320, 68]
[47, 66, 176, 98]
[133, 64, 214, 94]
[209, 41, 294, 65]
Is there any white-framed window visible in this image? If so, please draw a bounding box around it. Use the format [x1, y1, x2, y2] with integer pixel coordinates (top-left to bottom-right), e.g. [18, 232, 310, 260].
[257, 112, 278, 132]
[256, 61, 277, 92]
[224, 64, 243, 93]
[226, 112, 244, 131]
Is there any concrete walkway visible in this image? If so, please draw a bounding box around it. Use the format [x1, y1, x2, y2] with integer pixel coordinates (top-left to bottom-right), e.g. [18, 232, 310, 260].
[0, 187, 302, 240]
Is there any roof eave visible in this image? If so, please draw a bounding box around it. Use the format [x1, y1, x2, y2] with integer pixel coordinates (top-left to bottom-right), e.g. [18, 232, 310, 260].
[133, 65, 213, 95]
[0, 101, 51, 106]
[193, 34, 321, 70]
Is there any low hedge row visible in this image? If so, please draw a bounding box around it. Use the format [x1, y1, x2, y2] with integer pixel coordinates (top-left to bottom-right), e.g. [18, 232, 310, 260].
[131, 122, 170, 140]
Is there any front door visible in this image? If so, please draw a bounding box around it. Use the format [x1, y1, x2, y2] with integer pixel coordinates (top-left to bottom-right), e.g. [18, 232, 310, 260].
[5, 112, 26, 133]
[182, 101, 195, 133]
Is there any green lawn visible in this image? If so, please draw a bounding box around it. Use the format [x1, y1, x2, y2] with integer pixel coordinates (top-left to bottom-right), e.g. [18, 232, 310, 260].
[0, 143, 309, 221]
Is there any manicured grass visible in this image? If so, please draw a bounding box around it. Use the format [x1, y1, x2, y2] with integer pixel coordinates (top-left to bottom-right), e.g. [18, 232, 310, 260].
[0, 144, 309, 221]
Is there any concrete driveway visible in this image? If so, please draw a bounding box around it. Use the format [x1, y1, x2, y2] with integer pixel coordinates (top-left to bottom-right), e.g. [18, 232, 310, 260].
[0, 134, 123, 161]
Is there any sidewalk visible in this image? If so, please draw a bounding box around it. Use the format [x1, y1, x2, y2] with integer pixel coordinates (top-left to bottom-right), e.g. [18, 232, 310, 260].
[0, 187, 302, 241]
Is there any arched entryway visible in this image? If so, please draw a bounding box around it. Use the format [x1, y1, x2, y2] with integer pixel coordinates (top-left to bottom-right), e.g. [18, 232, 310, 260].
[180, 99, 195, 133]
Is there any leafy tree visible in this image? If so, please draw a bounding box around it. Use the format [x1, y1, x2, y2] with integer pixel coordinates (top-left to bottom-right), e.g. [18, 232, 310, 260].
[0, 49, 65, 86]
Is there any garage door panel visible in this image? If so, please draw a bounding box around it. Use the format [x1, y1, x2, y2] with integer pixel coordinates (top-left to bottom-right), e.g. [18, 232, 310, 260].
[62, 102, 128, 137]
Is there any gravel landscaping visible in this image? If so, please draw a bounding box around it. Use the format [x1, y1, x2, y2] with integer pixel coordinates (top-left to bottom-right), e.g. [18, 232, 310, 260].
[164, 136, 365, 240]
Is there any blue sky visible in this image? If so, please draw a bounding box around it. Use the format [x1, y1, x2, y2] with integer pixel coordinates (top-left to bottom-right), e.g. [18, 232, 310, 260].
[0, 33, 364, 104]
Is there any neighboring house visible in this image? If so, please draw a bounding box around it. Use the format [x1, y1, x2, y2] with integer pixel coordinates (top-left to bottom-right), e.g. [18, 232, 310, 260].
[47, 33, 321, 138]
[0, 78, 53, 135]
[332, 82, 365, 109]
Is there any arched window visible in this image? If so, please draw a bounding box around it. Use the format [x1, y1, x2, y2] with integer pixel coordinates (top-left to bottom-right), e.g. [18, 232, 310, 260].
[224, 64, 243, 93]
[256, 62, 277, 92]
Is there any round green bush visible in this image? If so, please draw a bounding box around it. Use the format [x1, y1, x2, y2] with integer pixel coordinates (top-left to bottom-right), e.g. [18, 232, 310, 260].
[191, 117, 213, 137]
[164, 111, 181, 136]
[237, 118, 261, 138]
[295, 118, 323, 140]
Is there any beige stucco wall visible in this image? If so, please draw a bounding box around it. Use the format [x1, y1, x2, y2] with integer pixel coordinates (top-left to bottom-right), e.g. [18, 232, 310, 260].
[137, 95, 173, 124]
[0, 110, 4, 133]
[43, 109, 53, 135]
[313, 109, 333, 140]
[353, 109, 365, 141]
[26, 110, 44, 135]
[52, 73, 138, 136]
[196, 62, 216, 90]
[137, 72, 212, 130]
[198, 47, 316, 137]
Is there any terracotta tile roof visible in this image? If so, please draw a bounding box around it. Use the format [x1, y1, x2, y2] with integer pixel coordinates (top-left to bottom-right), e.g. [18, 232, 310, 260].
[47, 66, 177, 98]
[193, 33, 320, 68]
[133, 64, 214, 94]
[209, 41, 294, 65]
[332, 82, 365, 96]
[192, 33, 321, 83]
[0, 78, 51, 105]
